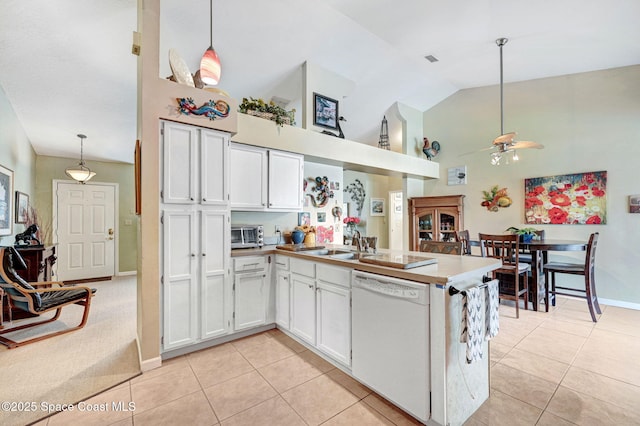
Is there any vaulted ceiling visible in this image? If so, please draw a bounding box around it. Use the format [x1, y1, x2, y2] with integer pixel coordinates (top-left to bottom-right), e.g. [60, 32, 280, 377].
[1, 0, 639, 164]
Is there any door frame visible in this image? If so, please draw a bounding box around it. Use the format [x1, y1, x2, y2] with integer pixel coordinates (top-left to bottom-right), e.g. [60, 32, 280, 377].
[52, 179, 120, 279]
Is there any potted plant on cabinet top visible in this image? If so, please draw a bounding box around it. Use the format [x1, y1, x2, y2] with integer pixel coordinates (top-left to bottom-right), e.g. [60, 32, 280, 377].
[506, 226, 541, 243]
[238, 97, 296, 127]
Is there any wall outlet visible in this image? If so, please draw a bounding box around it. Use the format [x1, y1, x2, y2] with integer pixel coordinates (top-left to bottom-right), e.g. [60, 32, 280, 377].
[275, 225, 282, 233]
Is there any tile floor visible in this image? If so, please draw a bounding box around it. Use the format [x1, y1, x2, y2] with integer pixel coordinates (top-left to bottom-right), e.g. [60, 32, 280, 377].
[35, 297, 640, 426]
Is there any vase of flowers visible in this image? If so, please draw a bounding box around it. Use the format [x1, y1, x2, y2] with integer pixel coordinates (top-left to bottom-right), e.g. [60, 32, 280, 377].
[343, 216, 361, 239]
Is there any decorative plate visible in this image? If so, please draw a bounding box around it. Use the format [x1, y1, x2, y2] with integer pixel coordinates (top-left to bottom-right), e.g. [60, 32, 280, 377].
[169, 48, 195, 87]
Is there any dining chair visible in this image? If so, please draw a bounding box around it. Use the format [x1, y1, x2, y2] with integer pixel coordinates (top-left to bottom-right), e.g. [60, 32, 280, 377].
[479, 233, 530, 318]
[543, 232, 601, 322]
[455, 230, 472, 255]
[420, 240, 463, 255]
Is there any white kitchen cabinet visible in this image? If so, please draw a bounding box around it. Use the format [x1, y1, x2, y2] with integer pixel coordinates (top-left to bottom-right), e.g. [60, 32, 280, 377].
[267, 150, 304, 210]
[316, 264, 351, 367]
[162, 209, 198, 350]
[233, 255, 271, 332]
[161, 121, 231, 353]
[291, 274, 316, 345]
[274, 255, 291, 329]
[162, 121, 229, 206]
[200, 209, 230, 339]
[229, 142, 303, 211]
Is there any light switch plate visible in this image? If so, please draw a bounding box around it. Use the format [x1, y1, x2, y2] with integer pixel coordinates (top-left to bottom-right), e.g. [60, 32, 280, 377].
[447, 166, 467, 185]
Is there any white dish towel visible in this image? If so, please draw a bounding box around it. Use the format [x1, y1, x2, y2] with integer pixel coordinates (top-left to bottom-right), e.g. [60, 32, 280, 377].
[485, 279, 500, 339]
[459, 286, 484, 364]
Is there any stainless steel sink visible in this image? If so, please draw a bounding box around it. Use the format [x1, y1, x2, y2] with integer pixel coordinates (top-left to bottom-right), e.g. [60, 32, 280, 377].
[303, 249, 357, 260]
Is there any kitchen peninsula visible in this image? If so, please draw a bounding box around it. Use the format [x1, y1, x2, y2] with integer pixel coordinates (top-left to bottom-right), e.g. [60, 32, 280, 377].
[231, 244, 501, 426]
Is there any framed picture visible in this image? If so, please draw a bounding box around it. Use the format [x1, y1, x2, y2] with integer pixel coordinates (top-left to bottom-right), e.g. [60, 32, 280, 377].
[313, 93, 339, 130]
[629, 194, 640, 214]
[0, 164, 14, 235]
[370, 198, 385, 216]
[317, 212, 327, 222]
[524, 170, 607, 224]
[15, 191, 29, 224]
[298, 211, 311, 226]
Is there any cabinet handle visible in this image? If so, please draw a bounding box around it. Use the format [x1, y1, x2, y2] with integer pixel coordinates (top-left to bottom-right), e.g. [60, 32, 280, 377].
[308, 284, 313, 289]
[203, 198, 207, 202]
[283, 277, 288, 281]
[191, 253, 195, 257]
[190, 197, 194, 201]
[202, 253, 206, 257]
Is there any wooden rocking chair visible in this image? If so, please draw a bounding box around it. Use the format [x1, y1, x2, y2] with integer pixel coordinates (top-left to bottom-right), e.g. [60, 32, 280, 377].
[0, 247, 96, 349]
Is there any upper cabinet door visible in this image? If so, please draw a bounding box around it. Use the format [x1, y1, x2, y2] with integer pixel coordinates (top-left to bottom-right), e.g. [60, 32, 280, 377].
[229, 143, 268, 210]
[201, 129, 229, 206]
[268, 150, 303, 211]
[162, 122, 197, 204]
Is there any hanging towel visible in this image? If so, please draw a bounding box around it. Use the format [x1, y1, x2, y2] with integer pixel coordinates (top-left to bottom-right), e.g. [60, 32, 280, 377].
[459, 286, 484, 364]
[485, 279, 500, 339]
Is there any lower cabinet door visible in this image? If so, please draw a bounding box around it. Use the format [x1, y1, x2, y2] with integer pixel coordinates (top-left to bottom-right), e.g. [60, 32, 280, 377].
[201, 274, 228, 339]
[290, 274, 316, 345]
[234, 272, 268, 331]
[316, 281, 351, 366]
[275, 270, 291, 329]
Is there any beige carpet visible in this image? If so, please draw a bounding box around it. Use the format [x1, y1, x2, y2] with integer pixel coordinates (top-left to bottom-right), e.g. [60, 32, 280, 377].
[0, 275, 141, 426]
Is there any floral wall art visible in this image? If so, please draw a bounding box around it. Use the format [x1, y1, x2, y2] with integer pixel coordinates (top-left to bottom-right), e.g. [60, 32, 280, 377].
[524, 171, 607, 224]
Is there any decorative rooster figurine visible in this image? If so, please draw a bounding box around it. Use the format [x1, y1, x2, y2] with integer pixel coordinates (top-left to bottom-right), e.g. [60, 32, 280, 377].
[422, 137, 440, 160]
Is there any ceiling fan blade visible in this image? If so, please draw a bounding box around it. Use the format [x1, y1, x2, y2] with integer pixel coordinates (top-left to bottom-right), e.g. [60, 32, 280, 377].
[512, 141, 544, 150]
[459, 145, 496, 156]
[492, 132, 516, 145]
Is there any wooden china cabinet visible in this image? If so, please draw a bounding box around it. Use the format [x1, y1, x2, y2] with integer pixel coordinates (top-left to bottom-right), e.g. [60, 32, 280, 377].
[409, 195, 464, 251]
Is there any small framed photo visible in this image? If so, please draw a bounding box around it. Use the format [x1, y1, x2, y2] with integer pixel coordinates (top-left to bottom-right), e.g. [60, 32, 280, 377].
[317, 212, 326, 222]
[630, 194, 640, 213]
[313, 93, 339, 130]
[370, 198, 385, 216]
[15, 191, 29, 224]
[0, 164, 14, 235]
[298, 212, 311, 226]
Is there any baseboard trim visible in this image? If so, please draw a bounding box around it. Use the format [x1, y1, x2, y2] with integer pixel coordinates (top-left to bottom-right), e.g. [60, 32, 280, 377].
[117, 270, 137, 277]
[598, 297, 640, 311]
[140, 356, 162, 372]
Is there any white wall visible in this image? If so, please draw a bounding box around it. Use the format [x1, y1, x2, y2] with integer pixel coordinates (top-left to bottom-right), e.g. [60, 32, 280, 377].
[423, 65, 640, 305]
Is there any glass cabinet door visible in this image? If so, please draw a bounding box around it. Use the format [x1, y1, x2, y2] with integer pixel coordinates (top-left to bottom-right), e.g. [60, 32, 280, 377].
[439, 211, 457, 242]
[418, 211, 434, 243]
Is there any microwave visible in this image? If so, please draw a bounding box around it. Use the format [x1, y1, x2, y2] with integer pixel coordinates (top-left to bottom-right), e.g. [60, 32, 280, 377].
[231, 225, 264, 249]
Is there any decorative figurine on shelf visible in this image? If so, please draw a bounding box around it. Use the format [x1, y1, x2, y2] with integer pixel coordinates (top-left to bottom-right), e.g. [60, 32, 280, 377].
[422, 137, 440, 160]
[14, 224, 41, 246]
[321, 116, 346, 139]
[378, 116, 390, 150]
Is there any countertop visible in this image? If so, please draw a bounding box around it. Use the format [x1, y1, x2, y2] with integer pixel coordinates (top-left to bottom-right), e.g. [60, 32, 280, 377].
[231, 244, 500, 285]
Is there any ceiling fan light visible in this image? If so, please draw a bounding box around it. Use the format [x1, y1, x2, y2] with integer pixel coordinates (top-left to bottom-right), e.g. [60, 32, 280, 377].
[512, 151, 519, 161]
[491, 152, 502, 165]
[200, 46, 221, 85]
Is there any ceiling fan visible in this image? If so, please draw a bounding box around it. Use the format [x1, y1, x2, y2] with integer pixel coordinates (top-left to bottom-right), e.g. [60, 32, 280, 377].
[467, 38, 544, 165]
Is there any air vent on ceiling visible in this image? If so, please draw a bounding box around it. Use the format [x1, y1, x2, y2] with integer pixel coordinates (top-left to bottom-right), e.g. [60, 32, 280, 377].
[424, 55, 439, 63]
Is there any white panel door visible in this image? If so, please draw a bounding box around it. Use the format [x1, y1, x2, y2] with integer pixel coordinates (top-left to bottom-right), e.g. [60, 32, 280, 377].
[317, 281, 351, 366]
[56, 182, 116, 281]
[268, 150, 303, 210]
[200, 209, 229, 339]
[162, 209, 198, 350]
[229, 143, 267, 210]
[162, 122, 197, 204]
[290, 274, 316, 345]
[234, 271, 268, 331]
[200, 130, 229, 206]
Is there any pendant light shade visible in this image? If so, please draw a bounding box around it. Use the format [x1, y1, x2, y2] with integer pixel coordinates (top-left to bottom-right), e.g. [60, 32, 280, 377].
[199, 0, 221, 85]
[65, 134, 96, 184]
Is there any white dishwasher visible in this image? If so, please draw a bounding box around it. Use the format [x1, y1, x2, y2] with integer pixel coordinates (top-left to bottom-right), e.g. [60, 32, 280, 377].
[351, 271, 430, 423]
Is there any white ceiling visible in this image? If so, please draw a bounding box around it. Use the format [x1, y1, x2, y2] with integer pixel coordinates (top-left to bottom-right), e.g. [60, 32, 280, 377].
[1, 0, 639, 164]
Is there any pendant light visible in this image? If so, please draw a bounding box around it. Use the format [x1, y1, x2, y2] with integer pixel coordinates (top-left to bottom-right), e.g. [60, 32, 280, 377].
[199, 0, 221, 85]
[65, 134, 96, 184]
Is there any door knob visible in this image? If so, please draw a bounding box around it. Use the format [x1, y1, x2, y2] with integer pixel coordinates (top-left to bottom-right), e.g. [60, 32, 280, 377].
[107, 228, 114, 240]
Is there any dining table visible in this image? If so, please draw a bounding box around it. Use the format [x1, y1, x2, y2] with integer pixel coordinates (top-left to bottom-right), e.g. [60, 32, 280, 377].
[470, 238, 588, 311]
